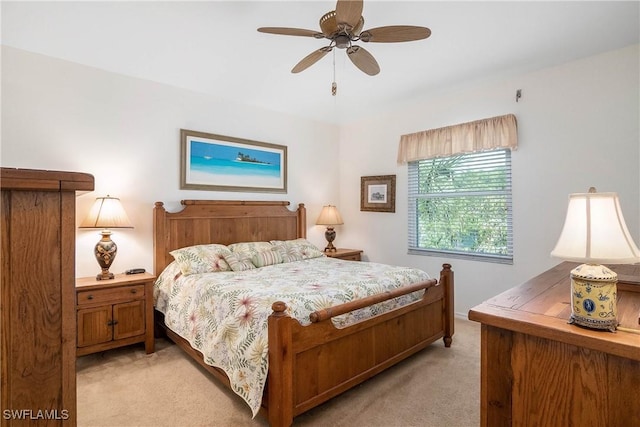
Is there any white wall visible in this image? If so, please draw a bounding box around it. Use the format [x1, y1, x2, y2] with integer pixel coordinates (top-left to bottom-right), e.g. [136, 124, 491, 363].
[1, 46, 340, 278]
[2, 44, 638, 317]
[337, 44, 640, 315]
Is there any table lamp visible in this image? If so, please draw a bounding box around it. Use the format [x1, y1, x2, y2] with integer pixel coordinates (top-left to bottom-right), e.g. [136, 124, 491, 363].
[80, 195, 133, 280]
[316, 205, 344, 252]
[551, 187, 640, 331]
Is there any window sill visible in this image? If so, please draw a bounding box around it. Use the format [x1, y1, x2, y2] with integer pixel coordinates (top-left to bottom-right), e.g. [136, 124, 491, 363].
[408, 248, 513, 265]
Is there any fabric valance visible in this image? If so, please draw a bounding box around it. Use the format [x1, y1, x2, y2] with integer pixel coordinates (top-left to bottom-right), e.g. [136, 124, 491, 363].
[397, 114, 518, 163]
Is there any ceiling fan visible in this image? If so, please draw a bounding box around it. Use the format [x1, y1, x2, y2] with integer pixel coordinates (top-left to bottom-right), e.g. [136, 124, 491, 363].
[257, 0, 431, 77]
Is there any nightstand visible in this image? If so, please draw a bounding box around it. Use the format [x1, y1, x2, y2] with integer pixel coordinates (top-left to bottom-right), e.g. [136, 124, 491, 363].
[76, 272, 156, 356]
[324, 248, 363, 261]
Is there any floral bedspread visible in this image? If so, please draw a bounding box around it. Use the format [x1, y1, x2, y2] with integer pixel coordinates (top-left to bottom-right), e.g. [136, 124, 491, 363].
[154, 257, 431, 417]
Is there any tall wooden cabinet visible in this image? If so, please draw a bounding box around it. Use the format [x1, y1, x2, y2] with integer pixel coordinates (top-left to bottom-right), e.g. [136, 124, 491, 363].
[1, 168, 94, 426]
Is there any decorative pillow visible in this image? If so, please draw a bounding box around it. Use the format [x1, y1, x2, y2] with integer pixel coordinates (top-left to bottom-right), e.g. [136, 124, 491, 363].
[251, 248, 283, 268]
[271, 244, 304, 263]
[228, 241, 273, 258]
[223, 252, 256, 272]
[169, 244, 232, 276]
[270, 238, 325, 260]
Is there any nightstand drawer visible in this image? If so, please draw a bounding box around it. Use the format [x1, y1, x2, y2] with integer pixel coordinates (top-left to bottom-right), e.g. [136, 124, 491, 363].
[77, 284, 145, 306]
[325, 249, 363, 261]
[339, 253, 361, 261]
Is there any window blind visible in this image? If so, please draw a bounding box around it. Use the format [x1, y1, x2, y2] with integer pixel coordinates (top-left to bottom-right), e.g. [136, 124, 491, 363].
[408, 149, 513, 262]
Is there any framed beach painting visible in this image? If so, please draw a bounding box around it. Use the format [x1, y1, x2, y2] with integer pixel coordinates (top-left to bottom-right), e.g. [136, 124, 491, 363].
[180, 129, 287, 193]
[360, 175, 396, 212]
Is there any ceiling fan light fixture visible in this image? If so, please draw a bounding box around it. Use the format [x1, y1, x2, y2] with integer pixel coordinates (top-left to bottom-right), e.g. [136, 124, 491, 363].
[320, 10, 365, 37]
[320, 11, 338, 36]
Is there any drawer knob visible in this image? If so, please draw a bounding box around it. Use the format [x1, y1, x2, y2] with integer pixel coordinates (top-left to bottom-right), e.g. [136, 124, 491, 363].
[87, 295, 94, 300]
[130, 289, 137, 294]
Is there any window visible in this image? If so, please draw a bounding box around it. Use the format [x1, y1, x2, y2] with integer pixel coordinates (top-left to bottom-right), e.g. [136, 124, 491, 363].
[408, 149, 513, 263]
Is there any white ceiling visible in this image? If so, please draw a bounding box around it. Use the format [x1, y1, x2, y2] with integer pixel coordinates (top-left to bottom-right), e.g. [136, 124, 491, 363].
[2, 1, 639, 125]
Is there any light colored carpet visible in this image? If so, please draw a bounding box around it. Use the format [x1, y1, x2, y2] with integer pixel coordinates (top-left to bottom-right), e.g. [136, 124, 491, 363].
[77, 317, 480, 427]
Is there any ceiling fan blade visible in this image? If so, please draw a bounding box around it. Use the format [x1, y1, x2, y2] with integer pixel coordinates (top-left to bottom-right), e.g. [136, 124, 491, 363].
[258, 27, 324, 38]
[346, 45, 380, 76]
[335, 0, 363, 30]
[292, 47, 332, 73]
[359, 25, 432, 43]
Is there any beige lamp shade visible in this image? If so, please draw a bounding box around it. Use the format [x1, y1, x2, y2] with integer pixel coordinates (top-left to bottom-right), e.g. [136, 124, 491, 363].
[79, 195, 133, 280]
[316, 205, 344, 226]
[551, 188, 640, 264]
[80, 196, 133, 229]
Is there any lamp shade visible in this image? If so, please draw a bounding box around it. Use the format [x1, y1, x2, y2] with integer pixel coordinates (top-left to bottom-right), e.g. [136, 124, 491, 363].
[316, 205, 344, 226]
[79, 196, 133, 229]
[551, 188, 640, 264]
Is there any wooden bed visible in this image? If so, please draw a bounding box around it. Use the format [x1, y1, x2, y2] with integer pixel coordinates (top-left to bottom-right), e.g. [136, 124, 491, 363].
[153, 200, 455, 427]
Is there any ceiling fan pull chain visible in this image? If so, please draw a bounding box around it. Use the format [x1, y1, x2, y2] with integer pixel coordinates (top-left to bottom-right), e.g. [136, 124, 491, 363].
[332, 50, 337, 96]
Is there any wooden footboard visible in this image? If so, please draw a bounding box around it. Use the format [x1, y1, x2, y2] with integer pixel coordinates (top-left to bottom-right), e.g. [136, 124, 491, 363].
[265, 264, 454, 427]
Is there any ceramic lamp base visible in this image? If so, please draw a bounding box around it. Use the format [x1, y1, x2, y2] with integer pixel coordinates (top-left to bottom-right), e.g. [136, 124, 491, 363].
[569, 263, 617, 332]
[94, 230, 118, 280]
[324, 227, 337, 252]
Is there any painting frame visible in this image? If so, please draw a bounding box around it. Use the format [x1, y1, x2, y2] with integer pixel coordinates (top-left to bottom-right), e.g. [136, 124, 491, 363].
[360, 175, 396, 213]
[180, 129, 287, 193]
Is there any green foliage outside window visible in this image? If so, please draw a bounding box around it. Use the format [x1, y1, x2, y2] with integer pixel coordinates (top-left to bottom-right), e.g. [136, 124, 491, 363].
[408, 149, 513, 262]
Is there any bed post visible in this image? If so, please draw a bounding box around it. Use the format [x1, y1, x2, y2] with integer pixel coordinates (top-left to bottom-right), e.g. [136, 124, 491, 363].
[440, 263, 455, 347]
[153, 202, 167, 278]
[268, 302, 294, 427]
[297, 203, 306, 239]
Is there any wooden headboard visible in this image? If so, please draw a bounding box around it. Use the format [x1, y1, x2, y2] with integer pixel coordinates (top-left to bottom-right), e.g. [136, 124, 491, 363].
[153, 200, 306, 277]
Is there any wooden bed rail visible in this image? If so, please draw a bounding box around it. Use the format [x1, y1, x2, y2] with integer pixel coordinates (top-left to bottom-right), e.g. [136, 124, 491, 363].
[307, 278, 438, 323]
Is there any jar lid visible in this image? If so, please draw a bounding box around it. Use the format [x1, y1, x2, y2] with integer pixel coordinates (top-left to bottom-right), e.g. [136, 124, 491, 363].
[570, 263, 618, 281]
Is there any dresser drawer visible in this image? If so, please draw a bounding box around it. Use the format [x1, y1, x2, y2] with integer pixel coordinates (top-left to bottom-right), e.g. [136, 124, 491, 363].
[77, 284, 145, 306]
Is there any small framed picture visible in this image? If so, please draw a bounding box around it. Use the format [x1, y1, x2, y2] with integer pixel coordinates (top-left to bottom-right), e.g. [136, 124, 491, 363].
[361, 175, 396, 212]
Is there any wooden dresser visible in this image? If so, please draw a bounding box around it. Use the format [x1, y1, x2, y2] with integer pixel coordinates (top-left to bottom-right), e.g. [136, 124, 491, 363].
[1, 168, 94, 426]
[468, 262, 640, 427]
